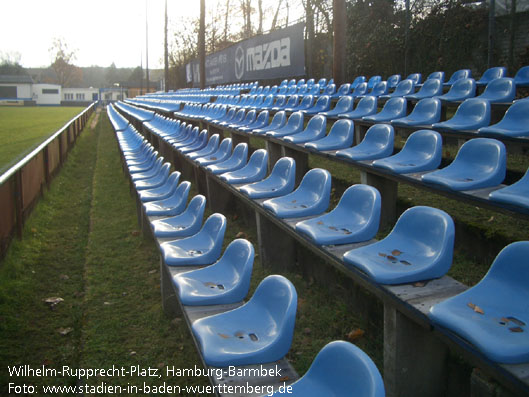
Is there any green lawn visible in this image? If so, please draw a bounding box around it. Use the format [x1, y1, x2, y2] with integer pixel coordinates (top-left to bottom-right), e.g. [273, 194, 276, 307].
[0, 106, 85, 173]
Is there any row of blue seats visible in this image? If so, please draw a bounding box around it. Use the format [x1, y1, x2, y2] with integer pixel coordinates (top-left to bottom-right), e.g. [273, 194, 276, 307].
[135, 102, 529, 368]
[139, 102, 529, 211]
[108, 103, 386, 396]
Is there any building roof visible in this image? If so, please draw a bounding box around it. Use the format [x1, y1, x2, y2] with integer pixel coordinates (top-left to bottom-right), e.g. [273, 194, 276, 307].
[0, 74, 34, 84]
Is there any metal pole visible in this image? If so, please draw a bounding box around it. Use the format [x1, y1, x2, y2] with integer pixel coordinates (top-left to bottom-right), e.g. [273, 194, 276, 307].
[332, 0, 347, 86]
[488, 0, 496, 68]
[199, 0, 206, 89]
[146, 0, 150, 93]
[164, 0, 169, 92]
[404, 0, 410, 76]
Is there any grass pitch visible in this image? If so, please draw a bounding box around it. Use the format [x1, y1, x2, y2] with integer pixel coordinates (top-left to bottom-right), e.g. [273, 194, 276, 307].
[0, 106, 85, 173]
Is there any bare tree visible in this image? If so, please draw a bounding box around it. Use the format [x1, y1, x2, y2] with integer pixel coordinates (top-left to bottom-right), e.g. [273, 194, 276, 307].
[257, 0, 263, 34]
[270, 0, 283, 30]
[48, 38, 82, 87]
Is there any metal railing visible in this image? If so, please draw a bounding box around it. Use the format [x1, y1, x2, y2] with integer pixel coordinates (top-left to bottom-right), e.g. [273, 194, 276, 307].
[0, 103, 96, 260]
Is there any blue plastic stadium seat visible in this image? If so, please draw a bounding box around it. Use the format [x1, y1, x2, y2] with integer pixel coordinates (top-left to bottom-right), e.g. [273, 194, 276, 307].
[406, 73, 422, 85]
[336, 124, 394, 161]
[364, 81, 388, 98]
[263, 168, 331, 219]
[134, 163, 171, 191]
[432, 98, 491, 132]
[476, 78, 516, 103]
[238, 110, 270, 132]
[173, 126, 199, 149]
[351, 82, 368, 98]
[253, 111, 287, 135]
[362, 97, 407, 122]
[268, 95, 287, 111]
[514, 65, 529, 87]
[405, 79, 443, 100]
[206, 143, 248, 175]
[351, 76, 366, 89]
[151, 195, 206, 239]
[276, 95, 299, 112]
[372, 130, 442, 174]
[179, 129, 209, 154]
[478, 99, 529, 137]
[160, 213, 226, 266]
[444, 69, 472, 87]
[338, 96, 378, 119]
[476, 66, 507, 87]
[283, 115, 327, 144]
[196, 138, 232, 166]
[424, 71, 445, 84]
[367, 76, 382, 90]
[319, 96, 354, 117]
[295, 184, 381, 245]
[187, 134, 220, 160]
[143, 180, 191, 217]
[391, 98, 442, 126]
[421, 138, 506, 191]
[239, 157, 296, 199]
[191, 275, 297, 367]
[436, 78, 476, 102]
[266, 111, 305, 138]
[304, 119, 355, 151]
[343, 206, 455, 284]
[323, 84, 336, 97]
[130, 157, 164, 181]
[387, 74, 402, 89]
[173, 239, 254, 306]
[380, 79, 415, 99]
[220, 149, 268, 184]
[304, 95, 332, 115]
[489, 167, 529, 210]
[317, 77, 328, 88]
[429, 241, 529, 364]
[332, 83, 351, 99]
[283, 95, 304, 112]
[271, 341, 385, 397]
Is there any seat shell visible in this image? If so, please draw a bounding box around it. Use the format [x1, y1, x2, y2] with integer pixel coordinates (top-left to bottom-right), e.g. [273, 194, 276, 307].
[362, 97, 407, 122]
[220, 149, 268, 184]
[437, 78, 476, 102]
[240, 157, 296, 199]
[173, 239, 254, 306]
[476, 78, 515, 103]
[338, 96, 378, 119]
[444, 69, 472, 87]
[380, 79, 415, 99]
[372, 130, 442, 174]
[270, 341, 385, 397]
[143, 180, 191, 217]
[152, 195, 206, 239]
[196, 138, 232, 166]
[336, 124, 394, 161]
[478, 99, 529, 137]
[319, 96, 354, 117]
[514, 65, 529, 87]
[432, 98, 491, 132]
[429, 241, 529, 364]
[295, 184, 381, 245]
[191, 275, 297, 367]
[476, 66, 507, 87]
[405, 78, 443, 100]
[283, 115, 327, 144]
[304, 119, 355, 151]
[266, 111, 305, 138]
[252, 111, 287, 135]
[206, 143, 248, 175]
[160, 213, 226, 266]
[489, 167, 529, 210]
[263, 168, 332, 219]
[421, 138, 506, 191]
[391, 97, 441, 127]
[343, 206, 455, 284]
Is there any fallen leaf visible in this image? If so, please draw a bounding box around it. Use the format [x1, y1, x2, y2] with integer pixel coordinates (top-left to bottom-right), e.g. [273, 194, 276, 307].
[392, 249, 403, 256]
[329, 226, 338, 231]
[317, 221, 324, 225]
[507, 317, 526, 326]
[509, 327, 524, 333]
[43, 297, 64, 305]
[467, 302, 476, 310]
[130, 351, 137, 356]
[413, 281, 427, 287]
[58, 327, 73, 336]
[291, 200, 297, 203]
[400, 260, 412, 266]
[131, 230, 140, 236]
[236, 231, 247, 239]
[474, 306, 484, 315]
[378, 253, 387, 257]
[279, 376, 290, 382]
[341, 228, 352, 234]
[59, 274, 69, 280]
[218, 333, 230, 339]
[487, 216, 494, 222]
[387, 255, 398, 262]
[31, 228, 37, 233]
[148, 269, 157, 274]
[346, 328, 365, 341]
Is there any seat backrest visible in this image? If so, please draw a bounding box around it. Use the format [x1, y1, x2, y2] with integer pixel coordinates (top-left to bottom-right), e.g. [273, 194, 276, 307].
[337, 83, 351, 95]
[273, 95, 287, 107]
[317, 78, 327, 87]
[186, 194, 207, 220]
[391, 206, 455, 259]
[406, 73, 422, 85]
[380, 97, 407, 115]
[352, 82, 368, 96]
[230, 143, 249, 160]
[514, 65, 529, 83]
[297, 168, 332, 197]
[479, 66, 507, 83]
[447, 77, 476, 96]
[411, 97, 442, 120]
[216, 138, 233, 155]
[370, 81, 388, 96]
[404, 130, 442, 159]
[306, 78, 315, 87]
[356, 95, 378, 112]
[242, 109, 257, 124]
[351, 76, 366, 88]
[393, 79, 415, 95]
[271, 157, 296, 181]
[427, 71, 445, 83]
[452, 138, 506, 172]
[297, 84, 309, 95]
[299, 95, 314, 108]
[285, 111, 304, 129]
[297, 79, 306, 87]
[222, 238, 255, 279]
[328, 119, 355, 140]
[334, 96, 354, 112]
[300, 341, 385, 396]
[269, 111, 288, 129]
[324, 84, 337, 95]
[363, 123, 395, 148]
[483, 241, 529, 289]
[255, 110, 270, 125]
[447, 68, 472, 84]
[246, 149, 268, 169]
[251, 275, 297, 332]
[418, 78, 443, 96]
[285, 94, 299, 107]
[453, 98, 491, 122]
[200, 213, 227, 242]
[367, 75, 382, 90]
[203, 134, 220, 151]
[502, 99, 529, 124]
[306, 115, 327, 133]
[479, 77, 515, 102]
[387, 74, 402, 88]
[312, 95, 331, 110]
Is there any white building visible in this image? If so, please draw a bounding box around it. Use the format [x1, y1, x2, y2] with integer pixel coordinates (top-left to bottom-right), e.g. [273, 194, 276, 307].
[32, 83, 61, 105]
[0, 75, 34, 104]
[62, 87, 99, 105]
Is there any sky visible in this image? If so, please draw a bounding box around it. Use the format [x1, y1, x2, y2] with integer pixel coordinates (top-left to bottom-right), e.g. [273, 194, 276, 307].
[0, 0, 200, 69]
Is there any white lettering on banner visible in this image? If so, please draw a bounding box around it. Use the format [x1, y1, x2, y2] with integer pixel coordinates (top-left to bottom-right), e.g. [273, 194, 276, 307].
[245, 38, 290, 73]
